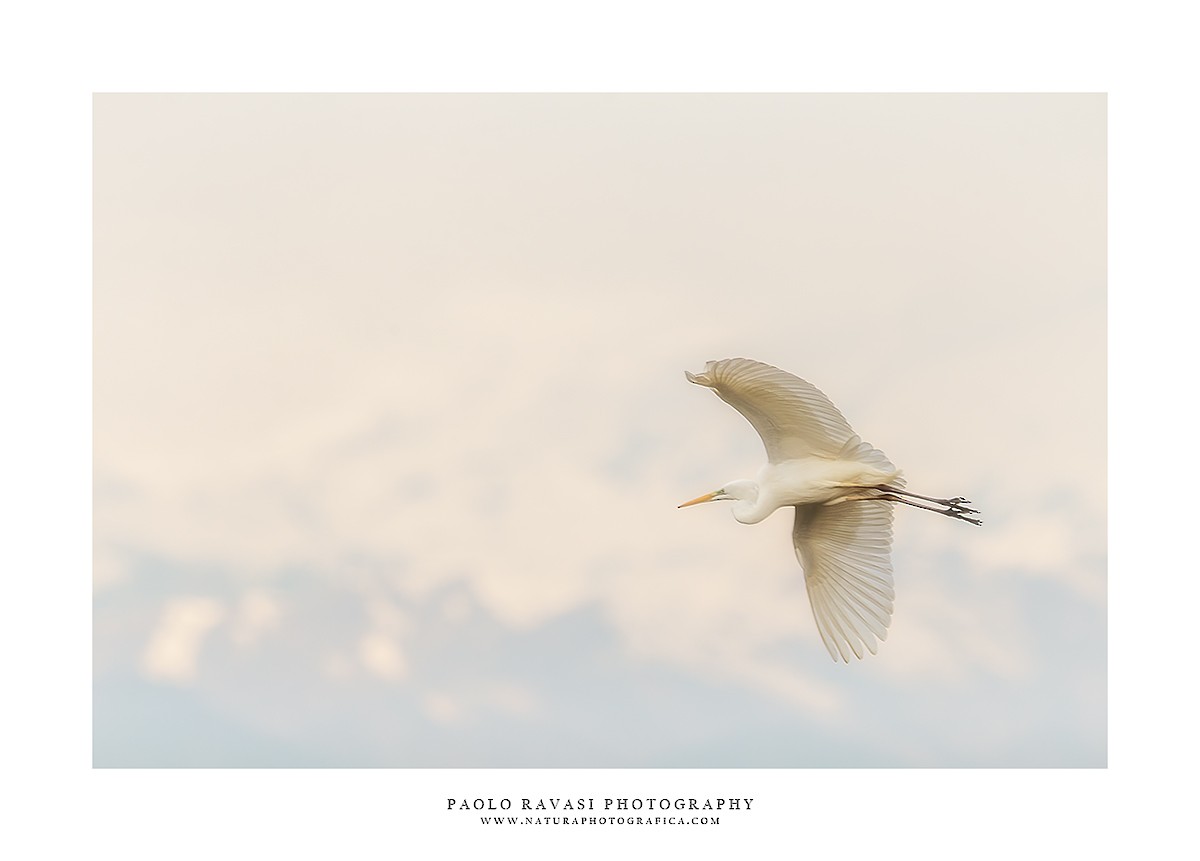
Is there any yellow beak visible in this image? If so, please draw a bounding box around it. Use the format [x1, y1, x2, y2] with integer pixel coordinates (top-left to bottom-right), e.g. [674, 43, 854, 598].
[678, 491, 720, 509]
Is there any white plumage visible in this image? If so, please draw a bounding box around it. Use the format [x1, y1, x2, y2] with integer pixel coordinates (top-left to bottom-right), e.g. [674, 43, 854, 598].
[679, 358, 979, 662]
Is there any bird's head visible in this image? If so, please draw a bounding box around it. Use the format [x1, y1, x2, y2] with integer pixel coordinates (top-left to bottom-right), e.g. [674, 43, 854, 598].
[677, 480, 760, 517]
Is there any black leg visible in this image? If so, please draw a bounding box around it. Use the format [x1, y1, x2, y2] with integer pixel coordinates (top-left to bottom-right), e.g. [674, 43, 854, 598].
[880, 486, 979, 514]
[869, 493, 982, 526]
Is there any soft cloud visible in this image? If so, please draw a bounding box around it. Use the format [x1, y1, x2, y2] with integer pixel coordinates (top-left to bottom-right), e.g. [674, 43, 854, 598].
[357, 632, 407, 681]
[140, 596, 226, 683]
[92, 544, 128, 591]
[881, 573, 1034, 683]
[229, 589, 282, 647]
[421, 692, 462, 724]
[95, 95, 1105, 765]
[356, 596, 411, 681]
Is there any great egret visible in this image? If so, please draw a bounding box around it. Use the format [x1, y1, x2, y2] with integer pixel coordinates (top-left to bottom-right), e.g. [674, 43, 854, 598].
[679, 358, 979, 662]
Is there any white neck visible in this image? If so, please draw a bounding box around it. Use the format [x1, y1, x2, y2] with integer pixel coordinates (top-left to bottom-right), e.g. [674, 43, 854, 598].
[724, 480, 776, 524]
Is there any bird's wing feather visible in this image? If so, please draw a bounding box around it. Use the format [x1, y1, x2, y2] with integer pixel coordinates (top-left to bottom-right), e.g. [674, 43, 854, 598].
[793, 501, 895, 662]
[686, 358, 857, 462]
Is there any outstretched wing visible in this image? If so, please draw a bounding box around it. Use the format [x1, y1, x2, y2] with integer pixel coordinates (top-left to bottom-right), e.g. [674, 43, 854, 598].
[793, 501, 896, 662]
[685, 358, 858, 462]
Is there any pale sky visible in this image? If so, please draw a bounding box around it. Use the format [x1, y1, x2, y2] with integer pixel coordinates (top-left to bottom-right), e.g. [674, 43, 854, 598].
[93, 94, 1105, 766]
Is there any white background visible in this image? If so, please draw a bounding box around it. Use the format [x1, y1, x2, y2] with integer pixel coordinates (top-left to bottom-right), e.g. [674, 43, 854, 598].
[3, 0, 1193, 858]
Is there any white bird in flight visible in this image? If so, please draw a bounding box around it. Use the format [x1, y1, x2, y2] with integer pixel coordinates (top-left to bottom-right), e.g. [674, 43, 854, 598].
[679, 358, 980, 663]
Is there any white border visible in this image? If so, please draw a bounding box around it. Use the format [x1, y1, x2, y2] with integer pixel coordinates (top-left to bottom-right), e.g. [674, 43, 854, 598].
[5, 0, 1193, 857]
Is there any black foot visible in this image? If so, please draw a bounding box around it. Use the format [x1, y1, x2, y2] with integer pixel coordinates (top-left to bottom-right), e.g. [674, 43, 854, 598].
[944, 509, 983, 526]
[871, 493, 983, 526]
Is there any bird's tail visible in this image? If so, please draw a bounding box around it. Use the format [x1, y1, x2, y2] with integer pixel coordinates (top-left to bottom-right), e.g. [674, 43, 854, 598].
[839, 434, 905, 489]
